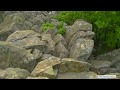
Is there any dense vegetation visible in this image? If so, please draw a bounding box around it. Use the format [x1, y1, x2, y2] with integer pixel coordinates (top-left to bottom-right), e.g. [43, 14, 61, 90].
[54, 11, 120, 55]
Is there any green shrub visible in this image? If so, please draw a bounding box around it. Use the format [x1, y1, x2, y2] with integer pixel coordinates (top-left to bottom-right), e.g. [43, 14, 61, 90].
[41, 21, 66, 35]
[54, 11, 120, 55]
[58, 26, 66, 35]
[41, 22, 56, 31]
[57, 21, 66, 35]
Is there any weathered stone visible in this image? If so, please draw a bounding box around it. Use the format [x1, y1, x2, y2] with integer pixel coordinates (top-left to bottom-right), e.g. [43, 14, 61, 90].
[31, 56, 60, 78]
[32, 49, 42, 60]
[99, 68, 117, 75]
[69, 38, 94, 61]
[6, 30, 48, 53]
[85, 31, 95, 39]
[22, 21, 33, 30]
[41, 34, 55, 54]
[88, 60, 112, 74]
[59, 58, 91, 73]
[68, 31, 86, 49]
[26, 76, 48, 79]
[31, 25, 42, 33]
[95, 48, 120, 62]
[54, 42, 68, 58]
[65, 20, 92, 44]
[31, 63, 57, 79]
[95, 48, 120, 72]
[42, 29, 57, 39]
[57, 71, 97, 79]
[41, 54, 53, 60]
[0, 68, 30, 79]
[0, 13, 26, 41]
[0, 41, 36, 71]
[53, 34, 67, 46]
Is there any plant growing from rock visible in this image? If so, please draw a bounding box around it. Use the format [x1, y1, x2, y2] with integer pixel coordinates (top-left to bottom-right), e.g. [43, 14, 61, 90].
[54, 11, 120, 55]
[41, 21, 66, 35]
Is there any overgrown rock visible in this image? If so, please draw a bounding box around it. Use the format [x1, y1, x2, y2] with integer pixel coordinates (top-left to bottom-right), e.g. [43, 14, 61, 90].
[65, 20, 92, 44]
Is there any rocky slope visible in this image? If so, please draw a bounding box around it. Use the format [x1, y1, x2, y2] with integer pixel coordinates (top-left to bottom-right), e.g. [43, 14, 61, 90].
[0, 11, 119, 79]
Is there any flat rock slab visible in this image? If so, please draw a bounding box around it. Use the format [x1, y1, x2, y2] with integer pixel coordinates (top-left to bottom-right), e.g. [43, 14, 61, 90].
[57, 71, 97, 79]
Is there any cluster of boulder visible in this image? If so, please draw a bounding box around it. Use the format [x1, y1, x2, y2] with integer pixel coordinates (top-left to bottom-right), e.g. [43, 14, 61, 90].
[0, 11, 120, 79]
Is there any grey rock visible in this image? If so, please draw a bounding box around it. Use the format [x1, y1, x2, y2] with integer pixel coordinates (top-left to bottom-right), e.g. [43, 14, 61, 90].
[0, 41, 37, 72]
[53, 34, 67, 46]
[65, 20, 92, 44]
[54, 42, 68, 58]
[0, 67, 30, 79]
[57, 71, 97, 79]
[69, 38, 94, 61]
[59, 58, 91, 73]
[88, 60, 112, 74]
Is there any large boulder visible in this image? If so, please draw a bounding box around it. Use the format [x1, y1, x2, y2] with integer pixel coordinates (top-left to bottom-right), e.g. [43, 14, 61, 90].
[31, 56, 61, 79]
[95, 48, 120, 62]
[65, 20, 92, 44]
[0, 68, 30, 79]
[0, 13, 25, 41]
[0, 41, 37, 71]
[88, 60, 112, 74]
[6, 30, 48, 53]
[58, 58, 91, 73]
[95, 48, 120, 72]
[69, 38, 94, 61]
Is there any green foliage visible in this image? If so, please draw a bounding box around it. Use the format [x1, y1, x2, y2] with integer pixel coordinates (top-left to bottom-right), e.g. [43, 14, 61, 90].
[41, 21, 66, 35]
[54, 11, 120, 55]
[41, 22, 56, 31]
[57, 21, 66, 35]
[58, 26, 66, 35]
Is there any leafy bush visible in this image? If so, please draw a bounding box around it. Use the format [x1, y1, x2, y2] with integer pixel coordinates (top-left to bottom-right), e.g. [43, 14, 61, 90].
[54, 11, 120, 55]
[41, 22, 56, 31]
[41, 21, 66, 35]
[57, 21, 66, 35]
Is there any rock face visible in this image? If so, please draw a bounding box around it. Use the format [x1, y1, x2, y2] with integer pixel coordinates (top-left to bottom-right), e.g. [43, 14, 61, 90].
[0, 41, 37, 71]
[88, 60, 112, 74]
[95, 48, 120, 73]
[0, 12, 97, 79]
[59, 58, 91, 73]
[69, 38, 94, 61]
[0, 68, 30, 79]
[6, 30, 42, 49]
[0, 11, 53, 41]
[65, 20, 94, 61]
[54, 42, 68, 58]
[65, 20, 92, 44]
[31, 56, 60, 79]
